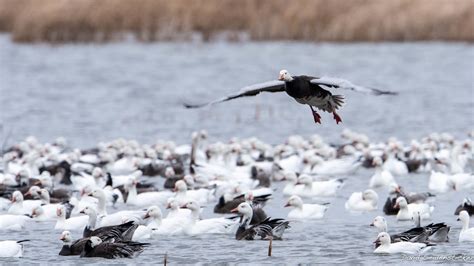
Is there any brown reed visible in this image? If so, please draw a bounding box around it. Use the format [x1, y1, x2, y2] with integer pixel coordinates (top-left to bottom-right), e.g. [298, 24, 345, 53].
[0, 0, 472, 43]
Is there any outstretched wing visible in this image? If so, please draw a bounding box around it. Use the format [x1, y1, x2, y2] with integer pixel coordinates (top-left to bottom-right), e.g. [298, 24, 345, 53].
[310, 77, 397, 95]
[184, 80, 285, 108]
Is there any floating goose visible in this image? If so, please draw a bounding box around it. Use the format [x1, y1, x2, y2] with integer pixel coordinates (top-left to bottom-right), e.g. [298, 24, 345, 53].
[294, 175, 344, 198]
[80, 207, 138, 240]
[285, 195, 328, 220]
[373, 232, 433, 254]
[124, 178, 173, 207]
[369, 157, 396, 188]
[370, 215, 449, 244]
[184, 70, 396, 124]
[232, 202, 289, 240]
[345, 189, 378, 212]
[395, 197, 433, 221]
[0, 214, 31, 230]
[457, 210, 474, 242]
[8, 190, 42, 215]
[181, 200, 238, 236]
[213, 191, 271, 214]
[80, 236, 149, 259]
[55, 205, 88, 231]
[0, 240, 29, 257]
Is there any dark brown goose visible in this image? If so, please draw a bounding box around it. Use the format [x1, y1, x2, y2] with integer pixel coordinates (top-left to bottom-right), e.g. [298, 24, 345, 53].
[184, 70, 397, 124]
[80, 236, 149, 259]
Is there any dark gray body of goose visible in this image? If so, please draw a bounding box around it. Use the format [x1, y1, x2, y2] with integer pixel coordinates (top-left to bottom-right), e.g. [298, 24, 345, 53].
[59, 238, 89, 256]
[236, 217, 290, 240]
[214, 194, 272, 214]
[82, 220, 138, 240]
[383, 188, 435, 215]
[454, 198, 474, 216]
[184, 70, 397, 124]
[80, 237, 149, 259]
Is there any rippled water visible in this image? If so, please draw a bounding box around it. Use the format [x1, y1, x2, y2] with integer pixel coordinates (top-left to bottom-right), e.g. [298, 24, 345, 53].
[1, 35, 473, 264]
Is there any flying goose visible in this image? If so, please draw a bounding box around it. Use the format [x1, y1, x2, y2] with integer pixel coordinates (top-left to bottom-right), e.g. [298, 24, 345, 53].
[184, 70, 396, 124]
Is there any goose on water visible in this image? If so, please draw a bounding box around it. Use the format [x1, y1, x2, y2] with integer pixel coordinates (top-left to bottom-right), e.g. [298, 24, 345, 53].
[0, 240, 29, 257]
[285, 195, 328, 220]
[80, 236, 149, 259]
[373, 232, 433, 254]
[457, 210, 474, 242]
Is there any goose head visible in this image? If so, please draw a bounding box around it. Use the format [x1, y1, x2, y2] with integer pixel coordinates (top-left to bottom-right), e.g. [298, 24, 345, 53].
[394, 197, 408, 209]
[164, 167, 175, 178]
[181, 200, 200, 212]
[59, 231, 73, 243]
[388, 183, 401, 194]
[39, 188, 51, 203]
[374, 232, 391, 247]
[295, 175, 312, 187]
[88, 188, 106, 200]
[457, 210, 470, 225]
[362, 189, 378, 206]
[278, 69, 293, 82]
[32, 206, 44, 218]
[230, 202, 253, 218]
[25, 186, 41, 198]
[92, 167, 103, 179]
[11, 191, 23, 204]
[79, 206, 97, 216]
[56, 205, 66, 218]
[166, 198, 179, 210]
[285, 195, 304, 209]
[244, 191, 254, 202]
[174, 180, 187, 193]
[89, 236, 102, 248]
[370, 216, 387, 232]
[372, 157, 383, 167]
[144, 205, 163, 220]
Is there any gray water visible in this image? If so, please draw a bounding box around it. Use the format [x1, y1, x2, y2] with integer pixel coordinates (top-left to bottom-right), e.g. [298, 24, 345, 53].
[1, 35, 474, 264]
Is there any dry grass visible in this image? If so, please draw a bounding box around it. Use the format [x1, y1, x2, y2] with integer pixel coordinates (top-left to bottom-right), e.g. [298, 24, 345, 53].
[0, 0, 472, 43]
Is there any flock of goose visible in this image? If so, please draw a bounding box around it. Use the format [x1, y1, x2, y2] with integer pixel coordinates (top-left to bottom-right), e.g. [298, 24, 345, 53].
[0, 129, 473, 259]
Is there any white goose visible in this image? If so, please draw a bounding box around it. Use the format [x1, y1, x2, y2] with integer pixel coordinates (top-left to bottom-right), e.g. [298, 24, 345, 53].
[8, 191, 42, 215]
[125, 178, 173, 207]
[285, 195, 328, 220]
[54, 205, 88, 230]
[181, 200, 238, 236]
[458, 210, 474, 242]
[174, 180, 214, 206]
[0, 240, 29, 257]
[87, 188, 145, 226]
[373, 232, 432, 254]
[395, 197, 433, 221]
[294, 175, 344, 198]
[345, 189, 378, 212]
[369, 157, 396, 188]
[0, 214, 31, 230]
[165, 197, 192, 219]
[310, 156, 361, 176]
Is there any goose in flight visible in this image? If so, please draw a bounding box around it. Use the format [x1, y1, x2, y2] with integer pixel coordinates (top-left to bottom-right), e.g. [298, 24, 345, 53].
[184, 70, 397, 124]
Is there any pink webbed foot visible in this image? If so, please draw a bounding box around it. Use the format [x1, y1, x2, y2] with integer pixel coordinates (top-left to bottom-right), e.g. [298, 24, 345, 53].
[333, 112, 342, 124]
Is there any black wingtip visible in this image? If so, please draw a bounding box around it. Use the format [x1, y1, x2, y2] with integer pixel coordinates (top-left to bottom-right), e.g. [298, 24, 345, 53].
[183, 102, 204, 109]
[17, 240, 31, 243]
[374, 89, 399, 96]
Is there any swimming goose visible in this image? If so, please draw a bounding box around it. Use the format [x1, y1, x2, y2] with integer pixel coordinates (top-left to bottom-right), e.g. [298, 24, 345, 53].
[390, 184, 435, 204]
[373, 232, 433, 254]
[310, 157, 361, 176]
[174, 180, 214, 206]
[345, 189, 379, 212]
[457, 210, 474, 242]
[294, 175, 344, 198]
[395, 197, 433, 221]
[0, 240, 29, 257]
[232, 202, 290, 240]
[124, 178, 173, 207]
[55, 205, 88, 230]
[0, 214, 31, 230]
[370, 215, 449, 244]
[80, 236, 149, 259]
[80, 206, 138, 241]
[181, 200, 238, 236]
[184, 69, 396, 124]
[8, 190, 42, 215]
[369, 157, 396, 188]
[285, 195, 328, 220]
